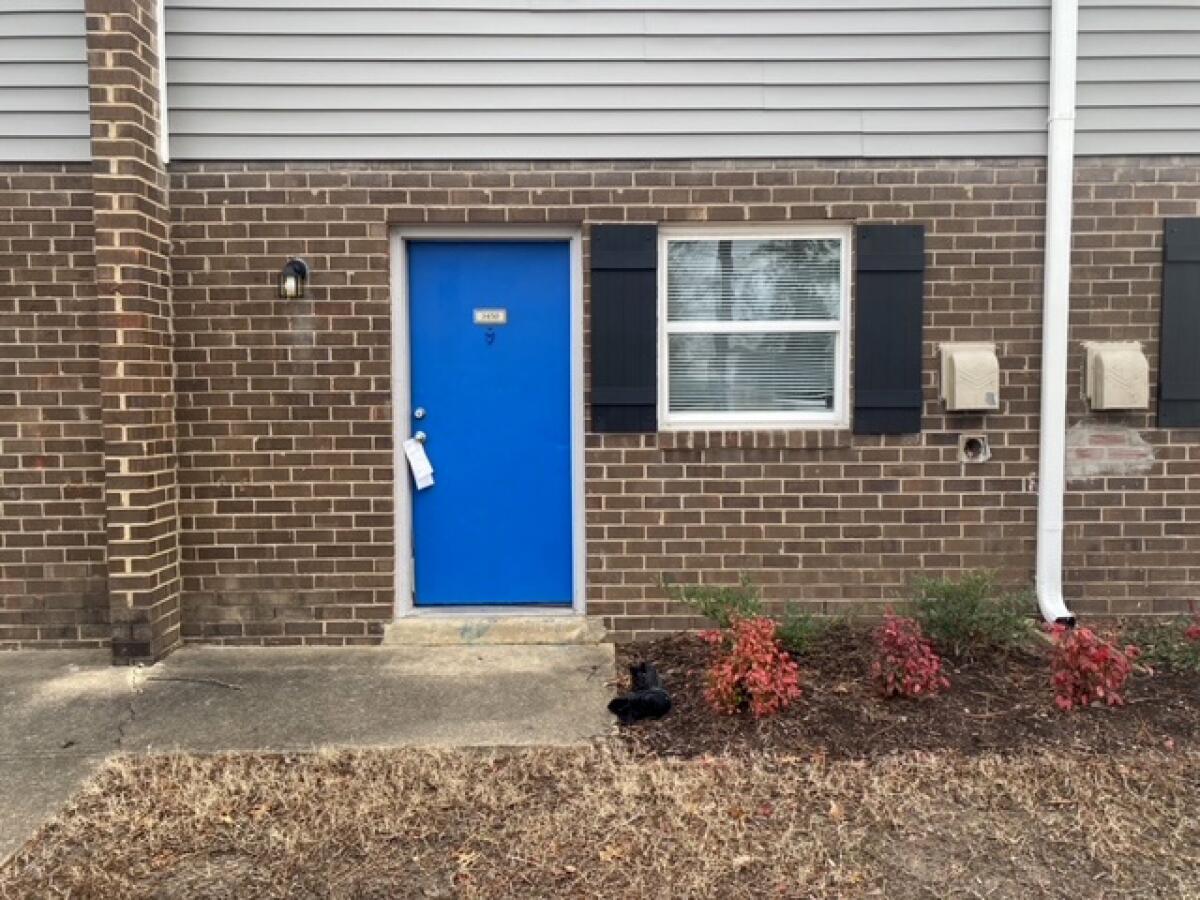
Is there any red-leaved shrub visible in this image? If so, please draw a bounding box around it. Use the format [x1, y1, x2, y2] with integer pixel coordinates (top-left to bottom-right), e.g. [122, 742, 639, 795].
[700, 616, 802, 717]
[870, 613, 950, 699]
[1186, 619, 1200, 643]
[1048, 624, 1140, 712]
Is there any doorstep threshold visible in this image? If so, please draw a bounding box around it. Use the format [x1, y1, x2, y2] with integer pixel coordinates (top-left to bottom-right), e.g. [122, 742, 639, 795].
[383, 612, 606, 646]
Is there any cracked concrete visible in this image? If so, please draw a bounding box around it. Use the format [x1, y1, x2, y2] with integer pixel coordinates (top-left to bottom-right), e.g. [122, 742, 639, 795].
[0, 643, 615, 863]
[0, 651, 128, 865]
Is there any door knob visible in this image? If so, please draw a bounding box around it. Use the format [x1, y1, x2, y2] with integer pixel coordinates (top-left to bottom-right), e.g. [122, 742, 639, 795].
[413, 407, 426, 420]
[413, 431, 427, 444]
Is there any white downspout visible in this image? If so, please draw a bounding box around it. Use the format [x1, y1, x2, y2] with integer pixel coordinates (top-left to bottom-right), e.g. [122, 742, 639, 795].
[1036, 0, 1078, 625]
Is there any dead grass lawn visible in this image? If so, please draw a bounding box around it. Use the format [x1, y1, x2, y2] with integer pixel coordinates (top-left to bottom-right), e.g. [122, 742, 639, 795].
[2, 747, 1198, 899]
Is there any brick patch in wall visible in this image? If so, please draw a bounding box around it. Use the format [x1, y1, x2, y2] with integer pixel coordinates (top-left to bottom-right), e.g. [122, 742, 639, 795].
[1065, 422, 1156, 481]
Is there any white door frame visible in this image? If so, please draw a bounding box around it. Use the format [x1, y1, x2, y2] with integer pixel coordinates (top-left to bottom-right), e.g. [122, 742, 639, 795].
[390, 226, 586, 619]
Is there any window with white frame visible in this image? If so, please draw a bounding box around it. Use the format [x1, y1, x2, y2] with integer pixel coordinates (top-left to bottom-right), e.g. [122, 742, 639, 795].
[659, 229, 850, 429]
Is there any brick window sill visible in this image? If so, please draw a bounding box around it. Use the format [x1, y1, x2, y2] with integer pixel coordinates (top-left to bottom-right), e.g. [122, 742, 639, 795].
[655, 429, 852, 451]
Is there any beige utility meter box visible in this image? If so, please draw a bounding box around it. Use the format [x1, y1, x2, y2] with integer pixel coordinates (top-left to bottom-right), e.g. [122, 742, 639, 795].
[940, 342, 1000, 411]
[1085, 342, 1150, 410]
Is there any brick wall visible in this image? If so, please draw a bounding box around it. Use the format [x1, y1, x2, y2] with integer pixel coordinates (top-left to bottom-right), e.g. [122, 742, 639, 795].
[165, 157, 1200, 645]
[0, 164, 107, 650]
[1063, 161, 1200, 618]
[86, 0, 181, 661]
[1, 155, 1195, 650]
[170, 166, 395, 645]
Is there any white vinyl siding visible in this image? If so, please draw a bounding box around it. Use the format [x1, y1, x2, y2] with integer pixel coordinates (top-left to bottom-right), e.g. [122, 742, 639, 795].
[659, 228, 851, 430]
[1077, 1, 1200, 155]
[0, 1, 89, 162]
[7, 1, 1190, 162]
[164, 0, 1054, 160]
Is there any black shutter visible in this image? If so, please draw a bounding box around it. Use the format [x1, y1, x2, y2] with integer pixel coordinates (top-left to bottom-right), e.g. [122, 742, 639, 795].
[853, 224, 926, 434]
[590, 224, 657, 432]
[1159, 218, 1200, 428]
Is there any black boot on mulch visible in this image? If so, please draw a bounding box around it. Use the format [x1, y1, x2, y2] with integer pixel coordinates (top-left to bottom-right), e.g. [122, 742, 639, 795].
[608, 661, 672, 725]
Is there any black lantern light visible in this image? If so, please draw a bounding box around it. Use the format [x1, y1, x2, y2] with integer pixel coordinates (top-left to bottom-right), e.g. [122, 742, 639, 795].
[278, 257, 309, 299]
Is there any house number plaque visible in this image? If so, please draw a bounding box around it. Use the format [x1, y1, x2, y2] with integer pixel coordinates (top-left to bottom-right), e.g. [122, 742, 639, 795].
[473, 308, 507, 325]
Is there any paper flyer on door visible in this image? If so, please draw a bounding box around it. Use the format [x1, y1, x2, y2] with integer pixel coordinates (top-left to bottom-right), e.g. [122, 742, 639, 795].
[403, 438, 435, 490]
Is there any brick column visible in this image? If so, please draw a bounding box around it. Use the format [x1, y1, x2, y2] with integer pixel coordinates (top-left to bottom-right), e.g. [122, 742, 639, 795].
[86, 0, 181, 662]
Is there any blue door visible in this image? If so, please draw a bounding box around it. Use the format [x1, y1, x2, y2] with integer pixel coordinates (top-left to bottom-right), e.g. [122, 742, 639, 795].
[407, 240, 573, 606]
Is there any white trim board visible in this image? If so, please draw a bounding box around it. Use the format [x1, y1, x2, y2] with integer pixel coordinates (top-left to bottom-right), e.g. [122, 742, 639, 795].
[389, 226, 586, 619]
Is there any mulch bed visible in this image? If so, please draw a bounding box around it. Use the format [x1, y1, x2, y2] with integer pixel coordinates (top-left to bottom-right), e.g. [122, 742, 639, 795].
[616, 624, 1200, 759]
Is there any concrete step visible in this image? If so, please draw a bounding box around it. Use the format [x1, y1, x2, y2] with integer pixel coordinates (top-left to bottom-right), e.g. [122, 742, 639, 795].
[382, 615, 608, 646]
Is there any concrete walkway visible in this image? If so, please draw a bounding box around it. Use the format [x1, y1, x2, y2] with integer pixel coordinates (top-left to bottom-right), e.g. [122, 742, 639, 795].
[0, 643, 615, 863]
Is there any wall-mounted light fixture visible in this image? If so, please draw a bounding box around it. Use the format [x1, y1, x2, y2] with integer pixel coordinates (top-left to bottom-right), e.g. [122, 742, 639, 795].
[278, 257, 309, 299]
